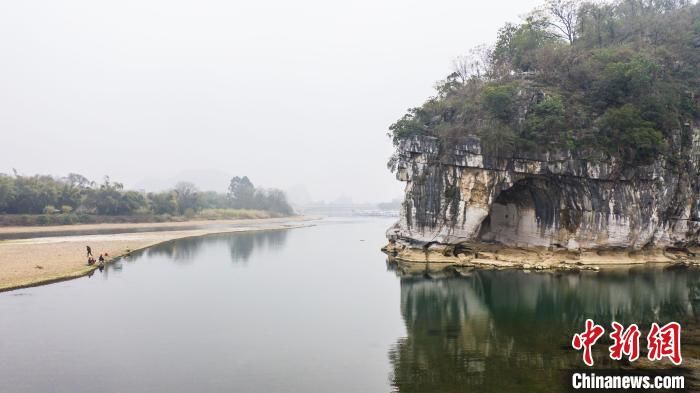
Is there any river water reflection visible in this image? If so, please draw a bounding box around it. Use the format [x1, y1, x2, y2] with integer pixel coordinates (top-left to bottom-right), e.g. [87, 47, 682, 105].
[389, 267, 700, 392]
[1, 218, 698, 392]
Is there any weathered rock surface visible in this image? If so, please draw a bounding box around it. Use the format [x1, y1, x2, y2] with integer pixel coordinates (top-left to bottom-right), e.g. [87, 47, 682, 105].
[386, 131, 700, 267]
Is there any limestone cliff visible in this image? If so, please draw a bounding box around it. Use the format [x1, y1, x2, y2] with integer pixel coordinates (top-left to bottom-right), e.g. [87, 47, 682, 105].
[385, 130, 700, 267]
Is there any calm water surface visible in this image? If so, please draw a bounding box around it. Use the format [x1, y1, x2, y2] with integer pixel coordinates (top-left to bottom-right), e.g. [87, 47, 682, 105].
[1, 218, 699, 392]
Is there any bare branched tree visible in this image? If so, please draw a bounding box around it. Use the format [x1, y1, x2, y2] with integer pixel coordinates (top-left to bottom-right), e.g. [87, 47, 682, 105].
[545, 0, 580, 44]
[451, 56, 471, 84]
[451, 44, 493, 84]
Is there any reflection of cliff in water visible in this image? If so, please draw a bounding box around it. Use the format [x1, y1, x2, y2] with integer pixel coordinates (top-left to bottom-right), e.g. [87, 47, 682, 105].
[389, 268, 700, 393]
[144, 230, 288, 264]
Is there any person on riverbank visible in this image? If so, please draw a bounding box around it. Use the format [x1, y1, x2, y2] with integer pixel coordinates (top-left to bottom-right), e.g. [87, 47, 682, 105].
[86, 245, 92, 257]
[87, 257, 95, 266]
[98, 254, 105, 265]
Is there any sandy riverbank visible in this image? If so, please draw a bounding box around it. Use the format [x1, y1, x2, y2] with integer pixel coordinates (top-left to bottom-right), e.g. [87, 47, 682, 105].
[0, 216, 315, 292]
[0, 217, 308, 235]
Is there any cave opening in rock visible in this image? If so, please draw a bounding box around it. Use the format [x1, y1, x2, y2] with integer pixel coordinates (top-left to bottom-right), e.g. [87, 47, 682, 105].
[478, 178, 560, 247]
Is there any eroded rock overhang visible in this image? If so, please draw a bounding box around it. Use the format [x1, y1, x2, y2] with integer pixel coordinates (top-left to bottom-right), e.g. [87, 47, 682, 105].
[388, 133, 700, 252]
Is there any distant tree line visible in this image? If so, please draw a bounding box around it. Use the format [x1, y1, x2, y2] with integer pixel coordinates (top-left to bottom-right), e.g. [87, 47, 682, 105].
[0, 172, 293, 217]
[227, 176, 293, 214]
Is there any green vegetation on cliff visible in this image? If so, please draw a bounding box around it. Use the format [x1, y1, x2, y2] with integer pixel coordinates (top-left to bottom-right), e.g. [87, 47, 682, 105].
[389, 0, 700, 166]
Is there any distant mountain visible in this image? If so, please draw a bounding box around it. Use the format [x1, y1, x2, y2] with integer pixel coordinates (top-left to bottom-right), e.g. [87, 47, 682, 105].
[132, 169, 233, 193]
[285, 184, 313, 207]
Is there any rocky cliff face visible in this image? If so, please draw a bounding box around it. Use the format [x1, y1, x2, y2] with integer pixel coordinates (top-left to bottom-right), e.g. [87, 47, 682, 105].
[386, 130, 700, 266]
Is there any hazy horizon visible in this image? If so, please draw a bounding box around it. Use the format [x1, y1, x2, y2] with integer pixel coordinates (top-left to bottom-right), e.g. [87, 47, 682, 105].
[1, 0, 542, 203]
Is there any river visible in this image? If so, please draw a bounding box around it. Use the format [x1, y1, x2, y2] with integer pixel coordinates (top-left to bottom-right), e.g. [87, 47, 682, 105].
[1, 217, 698, 392]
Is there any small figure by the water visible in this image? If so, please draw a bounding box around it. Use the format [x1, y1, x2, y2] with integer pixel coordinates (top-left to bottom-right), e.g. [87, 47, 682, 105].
[87, 256, 96, 266]
[98, 254, 105, 265]
[86, 245, 92, 257]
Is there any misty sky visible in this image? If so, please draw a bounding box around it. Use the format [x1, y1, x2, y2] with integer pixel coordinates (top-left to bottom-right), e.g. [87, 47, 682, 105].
[1, 0, 542, 202]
